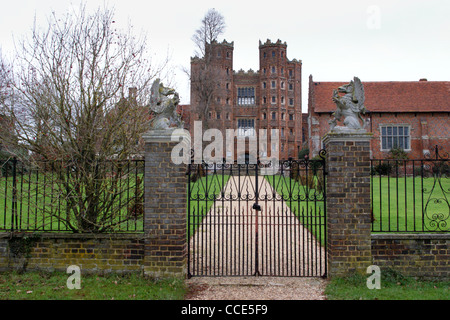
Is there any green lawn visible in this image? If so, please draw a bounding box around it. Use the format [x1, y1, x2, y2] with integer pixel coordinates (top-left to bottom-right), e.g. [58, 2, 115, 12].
[371, 175, 449, 232]
[187, 174, 230, 238]
[325, 269, 450, 300]
[0, 271, 186, 300]
[265, 174, 326, 245]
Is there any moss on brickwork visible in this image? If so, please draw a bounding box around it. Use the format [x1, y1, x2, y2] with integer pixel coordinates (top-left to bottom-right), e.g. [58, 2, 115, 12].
[0, 233, 145, 274]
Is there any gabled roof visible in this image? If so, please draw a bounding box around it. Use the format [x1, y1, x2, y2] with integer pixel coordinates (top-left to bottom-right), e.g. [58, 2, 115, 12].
[310, 80, 450, 113]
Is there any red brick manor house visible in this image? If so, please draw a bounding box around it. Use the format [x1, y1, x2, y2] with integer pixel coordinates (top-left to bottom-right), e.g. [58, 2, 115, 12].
[308, 76, 450, 159]
[183, 38, 450, 160]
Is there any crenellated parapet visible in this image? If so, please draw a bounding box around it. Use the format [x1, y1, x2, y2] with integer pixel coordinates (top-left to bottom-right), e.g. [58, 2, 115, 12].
[259, 39, 287, 48]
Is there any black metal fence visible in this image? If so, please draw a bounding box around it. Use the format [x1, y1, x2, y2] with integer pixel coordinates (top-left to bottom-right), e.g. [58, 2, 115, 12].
[187, 154, 327, 277]
[0, 158, 144, 233]
[371, 146, 449, 233]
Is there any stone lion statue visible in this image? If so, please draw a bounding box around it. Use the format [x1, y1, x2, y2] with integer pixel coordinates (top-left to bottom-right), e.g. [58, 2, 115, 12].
[149, 79, 184, 130]
[329, 77, 367, 132]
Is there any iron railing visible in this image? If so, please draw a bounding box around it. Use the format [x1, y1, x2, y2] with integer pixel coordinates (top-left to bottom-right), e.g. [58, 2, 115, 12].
[0, 158, 144, 233]
[371, 146, 449, 233]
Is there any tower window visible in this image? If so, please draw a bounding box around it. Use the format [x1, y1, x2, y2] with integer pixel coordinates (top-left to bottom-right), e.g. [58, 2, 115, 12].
[237, 118, 255, 136]
[237, 87, 255, 106]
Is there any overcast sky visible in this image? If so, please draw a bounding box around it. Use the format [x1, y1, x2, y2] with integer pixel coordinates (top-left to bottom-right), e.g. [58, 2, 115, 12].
[1, 0, 449, 111]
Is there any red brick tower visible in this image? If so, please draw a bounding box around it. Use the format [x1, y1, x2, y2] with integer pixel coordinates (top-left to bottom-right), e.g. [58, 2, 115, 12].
[258, 39, 302, 159]
[189, 39, 303, 161]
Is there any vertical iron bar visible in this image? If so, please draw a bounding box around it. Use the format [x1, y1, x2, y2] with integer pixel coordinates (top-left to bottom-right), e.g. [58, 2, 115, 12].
[187, 163, 191, 278]
[38, 161, 42, 231]
[404, 160, 407, 231]
[387, 160, 390, 232]
[421, 160, 425, 232]
[2, 159, 7, 229]
[18, 160, 24, 231]
[50, 162, 54, 231]
[222, 160, 225, 276]
[396, 161, 399, 231]
[370, 160, 374, 232]
[11, 157, 17, 231]
[27, 162, 32, 230]
[254, 160, 259, 276]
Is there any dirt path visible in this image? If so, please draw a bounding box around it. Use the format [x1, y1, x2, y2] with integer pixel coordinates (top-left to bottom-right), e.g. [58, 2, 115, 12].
[186, 175, 327, 300]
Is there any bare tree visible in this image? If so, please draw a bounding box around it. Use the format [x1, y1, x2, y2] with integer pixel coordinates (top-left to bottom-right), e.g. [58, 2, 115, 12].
[0, 50, 17, 158]
[192, 8, 226, 59]
[0, 5, 168, 232]
[187, 9, 226, 130]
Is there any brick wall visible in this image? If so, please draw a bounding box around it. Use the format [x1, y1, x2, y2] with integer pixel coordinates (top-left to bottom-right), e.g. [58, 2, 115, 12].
[372, 234, 450, 280]
[0, 233, 144, 273]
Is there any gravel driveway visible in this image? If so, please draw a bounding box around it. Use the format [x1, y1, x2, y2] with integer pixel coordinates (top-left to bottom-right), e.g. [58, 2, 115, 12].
[186, 276, 328, 300]
[187, 175, 327, 300]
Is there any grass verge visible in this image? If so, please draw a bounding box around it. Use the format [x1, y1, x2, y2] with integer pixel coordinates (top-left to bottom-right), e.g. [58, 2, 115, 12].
[0, 271, 186, 300]
[325, 269, 450, 300]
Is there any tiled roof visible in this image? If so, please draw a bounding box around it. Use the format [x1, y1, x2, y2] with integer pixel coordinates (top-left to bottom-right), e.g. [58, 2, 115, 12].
[310, 80, 450, 113]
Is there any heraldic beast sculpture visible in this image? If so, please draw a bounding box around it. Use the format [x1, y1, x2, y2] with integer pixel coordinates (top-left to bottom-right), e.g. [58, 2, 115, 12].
[329, 76, 367, 132]
[149, 79, 184, 130]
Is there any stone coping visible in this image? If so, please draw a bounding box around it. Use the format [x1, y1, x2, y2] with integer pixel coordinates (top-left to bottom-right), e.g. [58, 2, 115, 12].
[0, 232, 145, 241]
[372, 233, 450, 240]
[322, 131, 373, 143]
[142, 128, 191, 143]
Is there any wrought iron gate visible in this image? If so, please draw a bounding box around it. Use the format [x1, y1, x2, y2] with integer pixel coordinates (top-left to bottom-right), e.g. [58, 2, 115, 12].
[187, 151, 327, 277]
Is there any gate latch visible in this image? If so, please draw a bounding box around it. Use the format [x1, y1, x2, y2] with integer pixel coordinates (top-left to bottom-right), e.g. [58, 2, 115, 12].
[252, 203, 261, 211]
